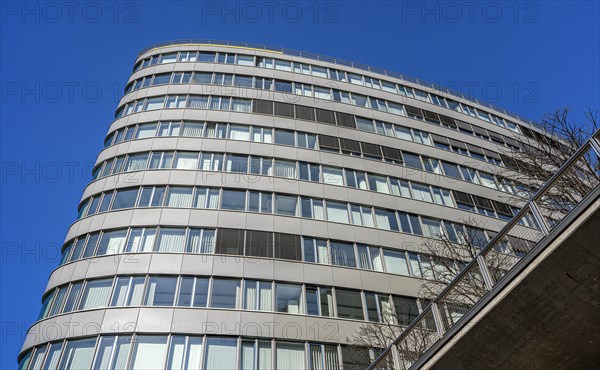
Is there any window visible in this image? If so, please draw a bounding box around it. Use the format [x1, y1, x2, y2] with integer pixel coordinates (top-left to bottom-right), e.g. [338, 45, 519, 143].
[144, 277, 177, 306]
[403, 152, 423, 170]
[130, 336, 168, 370]
[96, 230, 127, 255]
[166, 336, 203, 370]
[62, 282, 83, 313]
[174, 152, 199, 170]
[330, 242, 356, 267]
[245, 230, 273, 258]
[244, 280, 272, 311]
[156, 228, 186, 253]
[248, 192, 272, 214]
[275, 284, 303, 314]
[274, 129, 295, 146]
[145, 96, 165, 110]
[383, 250, 409, 275]
[237, 55, 254, 66]
[210, 279, 239, 308]
[277, 342, 306, 370]
[157, 122, 181, 137]
[92, 335, 132, 370]
[368, 174, 389, 193]
[336, 289, 364, 320]
[442, 161, 461, 179]
[215, 228, 244, 255]
[350, 206, 374, 227]
[274, 233, 302, 261]
[274, 160, 297, 178]
[411, 183, 433, 203]
[228, 125, 250, 141]
[109, 188, 137, 210]
[79, 279, 112, 310]
[357, 245, 383, 271]
[241, 340, 272, 370]
[375, 209, 399, 231]
[309, 344, 339, 370]
[394, 296, 420, 326]
[221, 190, 246, 211]
[194, 188, 220, 209]
[322, 167, 344, 186]
[203, 337, 238, 370]
[345, 170, 367, 189]
[298, 162, 320, 182]
[421, 217, 442, 238]
[326, 201, 349, 224]
[182, 122, 203, 137]
[186, 228, 215, 254]
[275, 195, 297, 216]
[111, 277, 145, 306]
[124, 153, 148, 172]
[166, 187, 193, 208]
[125, 228, 156, 253]
[58, 338, 97, 370]
[306, 287, 333, 317]
[136, 123, 158, 139]
[177, 277, 209, 307]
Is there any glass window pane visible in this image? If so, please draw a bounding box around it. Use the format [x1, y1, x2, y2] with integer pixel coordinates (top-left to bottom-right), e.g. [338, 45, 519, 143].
[383, 250, 410, 275]
[144, 277, 177, 306]
[58, 338, 97, 370]
[79, 279, 112, 310]
[130, 336, 168, 370]
[221, 190, 246, 211]
[111, 188, 138, 210]
[211, 279, 239, 308]
[275, 195, 297, 216]
[156, 228, 186, 253]
[193, 278, 209, 307]
[276, 342, 305, 370]
[336, 289, 364, 320]
[204, 337, 237, 370]
[276, 284, 303, 314]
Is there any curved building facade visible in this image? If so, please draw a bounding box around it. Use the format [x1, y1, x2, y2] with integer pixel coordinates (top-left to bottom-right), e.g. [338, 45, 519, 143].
[19, 41, 551, 370]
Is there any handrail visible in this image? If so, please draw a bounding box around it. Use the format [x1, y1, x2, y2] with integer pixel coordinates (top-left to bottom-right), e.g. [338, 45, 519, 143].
[367, 128, 600, 370]
[136, 39, 542, 129]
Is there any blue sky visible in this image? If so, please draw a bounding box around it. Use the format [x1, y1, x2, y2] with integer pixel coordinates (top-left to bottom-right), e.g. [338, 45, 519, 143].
[1, 1, 598, 367]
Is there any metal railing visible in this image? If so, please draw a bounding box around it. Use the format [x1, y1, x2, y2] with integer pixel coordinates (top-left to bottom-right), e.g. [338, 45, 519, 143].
[136, 39, 541, 129]
[368, 129, 600, 370]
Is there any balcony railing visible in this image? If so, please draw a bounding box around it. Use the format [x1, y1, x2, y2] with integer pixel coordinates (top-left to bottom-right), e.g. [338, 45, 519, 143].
[137, 39, 541, 129]
[368, 129, 600, 370]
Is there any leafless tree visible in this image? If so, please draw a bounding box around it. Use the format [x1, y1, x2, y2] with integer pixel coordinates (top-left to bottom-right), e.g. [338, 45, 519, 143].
[347, 109, 599, 361]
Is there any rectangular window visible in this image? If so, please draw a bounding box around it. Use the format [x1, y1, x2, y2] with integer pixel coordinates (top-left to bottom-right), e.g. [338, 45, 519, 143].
[221, 190, 246, 211]
[375, 209, 399, 231]
[111, 188, 138, 210]
[326, 201, 349, 224]
[336, 289, 364, 320]
[96, 230, 127, 255]
[211, 279, 239, 309]
[174, 152, 199, 170]
[322, 167, 344, 186]
[130, 336, 168, 370]
[411, 183, 433, 203]
[276, 342, 306, 370]
[274, 129, 295, 146]
[383, 250, 409, 275]
[79, 279, 112, 310]
[330, 242, 356, 267]
[215, 228, 244, 255]
[244, 280, 272, 311]
[274, 160, 297, 179]
[156, 228, 186, 253]
[276, 284, 303, 314]
[166, 187, 193, 208]
[58, 338, 97, 370]
[275, 195, 297, 216]
[125, 228, 156, 253]
[368, 174, 390, 194]
[204, 337, 237, 370]
[144, 277, 177, 306]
